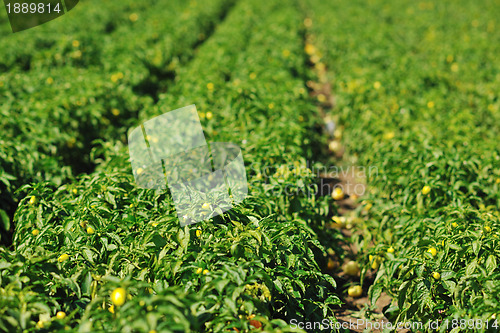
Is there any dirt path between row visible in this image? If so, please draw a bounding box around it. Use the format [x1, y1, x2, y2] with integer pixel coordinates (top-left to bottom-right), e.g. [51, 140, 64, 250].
[303, 16, 410, 333]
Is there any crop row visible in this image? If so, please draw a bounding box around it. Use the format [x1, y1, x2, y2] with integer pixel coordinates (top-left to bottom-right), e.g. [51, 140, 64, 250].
[0, 0, 235, 244]
[3, 0, 343, 331]
[305, 0, 500, 329]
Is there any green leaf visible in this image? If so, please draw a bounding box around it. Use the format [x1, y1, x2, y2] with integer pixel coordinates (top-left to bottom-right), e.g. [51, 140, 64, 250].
[443, 280, 457, 293]
[486, 255, 497, 275]
[440, 270, 455, 280]
[465, 259, 477, 277]
[369, 283, 383, 307]
[177, 226, 190, 252]
[398, 281, 410, 308]
[472, 240, 481, 256]
[151, 233, 167, 248]
[0, 209, 10, 232]
[321, 273, 337, 288]
[81, 247, 95, 265]
[448, 243, 462, 251]
[81, 271, 92, 296]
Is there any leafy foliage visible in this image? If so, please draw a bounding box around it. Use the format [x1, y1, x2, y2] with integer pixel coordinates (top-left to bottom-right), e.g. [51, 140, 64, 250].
[0, 0, 343, 331]
[306, 0, 500, 329]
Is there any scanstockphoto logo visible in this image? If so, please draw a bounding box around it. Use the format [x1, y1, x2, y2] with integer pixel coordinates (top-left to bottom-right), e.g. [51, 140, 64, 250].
[3, 0, 79, 32]
[128, 105, 248, 226]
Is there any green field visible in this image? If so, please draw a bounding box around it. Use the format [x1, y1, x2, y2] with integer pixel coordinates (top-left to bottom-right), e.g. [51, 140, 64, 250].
[0, 0, 499, 332]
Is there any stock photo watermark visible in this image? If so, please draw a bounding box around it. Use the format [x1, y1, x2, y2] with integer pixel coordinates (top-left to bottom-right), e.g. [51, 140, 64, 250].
[290, 317, 500, 331]
[128, 105, 248, 226]
[3, 0, 79, 32]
